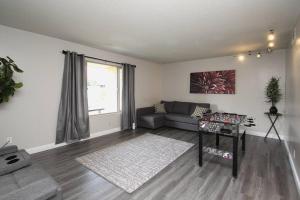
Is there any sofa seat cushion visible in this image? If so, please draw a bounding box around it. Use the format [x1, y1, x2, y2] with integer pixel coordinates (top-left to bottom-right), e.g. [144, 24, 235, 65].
[172, 101, 190, 115]
[0, 175, 18, 195]
[0, 164, 61, 200]
[141, 113, 165, 121]
[140, 113, 165, 129]
[165, 114, 199, 125]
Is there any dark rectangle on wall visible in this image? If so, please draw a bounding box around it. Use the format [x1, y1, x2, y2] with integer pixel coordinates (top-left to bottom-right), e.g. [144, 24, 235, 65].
[190, 70, 236, 94]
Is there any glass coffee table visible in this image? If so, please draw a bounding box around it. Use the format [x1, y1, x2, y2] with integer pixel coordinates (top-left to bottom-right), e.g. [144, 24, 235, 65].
[198, 112, 248, 178]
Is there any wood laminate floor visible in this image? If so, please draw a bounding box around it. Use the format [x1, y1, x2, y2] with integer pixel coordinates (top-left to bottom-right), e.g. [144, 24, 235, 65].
[32, 128, 299, 200]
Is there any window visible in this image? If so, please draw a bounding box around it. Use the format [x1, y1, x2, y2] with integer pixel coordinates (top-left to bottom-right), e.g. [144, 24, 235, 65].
[87, 60, 122, 115]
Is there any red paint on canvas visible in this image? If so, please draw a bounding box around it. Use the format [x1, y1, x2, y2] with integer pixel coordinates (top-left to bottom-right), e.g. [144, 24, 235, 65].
[190, 70, 235, 94]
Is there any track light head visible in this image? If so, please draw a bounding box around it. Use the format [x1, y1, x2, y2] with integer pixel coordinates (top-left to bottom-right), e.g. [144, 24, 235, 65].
[256, 52, 262, 58]
[268, 30, 275, 41]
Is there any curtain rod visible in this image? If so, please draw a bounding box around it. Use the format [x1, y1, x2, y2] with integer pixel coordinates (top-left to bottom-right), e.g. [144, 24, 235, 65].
[62, 50, 135, 67]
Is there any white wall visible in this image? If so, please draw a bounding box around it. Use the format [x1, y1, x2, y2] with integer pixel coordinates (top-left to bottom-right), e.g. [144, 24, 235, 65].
[285, 16, 300, 189]
[162, 50, 286, 137]
[0, 23, 289, 151]
[0, 25, 162, 149]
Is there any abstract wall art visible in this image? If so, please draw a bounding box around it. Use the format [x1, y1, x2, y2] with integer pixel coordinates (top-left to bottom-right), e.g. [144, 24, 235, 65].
[190, 70, 236, 94]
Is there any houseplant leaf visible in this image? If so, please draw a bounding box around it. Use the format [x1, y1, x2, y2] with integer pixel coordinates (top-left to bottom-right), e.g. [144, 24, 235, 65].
[0, 57, 23, 104]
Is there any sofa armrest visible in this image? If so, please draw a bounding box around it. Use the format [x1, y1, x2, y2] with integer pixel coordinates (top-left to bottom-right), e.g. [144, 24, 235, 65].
[0, 145, 18, 156]
[136, 107, 155, 122]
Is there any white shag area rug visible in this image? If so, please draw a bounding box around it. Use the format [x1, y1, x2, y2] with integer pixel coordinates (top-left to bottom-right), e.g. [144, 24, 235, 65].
[76, 133, 194, 193]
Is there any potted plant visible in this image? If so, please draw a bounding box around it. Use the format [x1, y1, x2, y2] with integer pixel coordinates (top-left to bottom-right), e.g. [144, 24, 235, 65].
[265, 77, 282, 114]
[0, 56, 23, 104]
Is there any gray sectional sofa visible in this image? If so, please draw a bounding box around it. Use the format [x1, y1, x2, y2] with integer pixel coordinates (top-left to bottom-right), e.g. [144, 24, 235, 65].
[136, 101, 210, 131]
[0, 145, 62, 200]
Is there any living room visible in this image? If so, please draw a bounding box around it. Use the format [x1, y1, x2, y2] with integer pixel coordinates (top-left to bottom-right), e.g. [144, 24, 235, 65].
[0, 0, 300, 199]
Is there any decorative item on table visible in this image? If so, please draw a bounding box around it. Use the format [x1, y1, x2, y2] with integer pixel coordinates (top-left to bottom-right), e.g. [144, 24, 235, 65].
[265, 77, 282, 114]
[0, 56, 24, 104]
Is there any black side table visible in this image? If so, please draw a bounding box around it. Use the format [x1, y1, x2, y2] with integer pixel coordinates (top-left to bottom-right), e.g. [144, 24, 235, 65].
[264, 112, 282, 142]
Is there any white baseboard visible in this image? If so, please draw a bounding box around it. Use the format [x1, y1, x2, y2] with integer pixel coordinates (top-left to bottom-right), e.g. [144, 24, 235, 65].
[26, 128, 282, 153]
[284, 140, 300, 196]
[247, 130, 284, 140]
[26, 127, 121, 154]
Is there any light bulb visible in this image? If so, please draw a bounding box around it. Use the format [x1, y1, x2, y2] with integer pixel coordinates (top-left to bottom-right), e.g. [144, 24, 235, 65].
[268, 33, 275, 41]
[268, 42, 275, 48]
[256, 53, 261, 58]
[268, 30, 275, 41]
[238, 55, 245, 61]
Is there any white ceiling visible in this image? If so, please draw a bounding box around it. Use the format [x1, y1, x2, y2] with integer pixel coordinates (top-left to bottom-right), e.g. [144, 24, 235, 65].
[0, 0, 299, 63]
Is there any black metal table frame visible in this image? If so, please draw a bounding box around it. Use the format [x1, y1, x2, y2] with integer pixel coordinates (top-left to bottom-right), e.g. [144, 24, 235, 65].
[198, 128, 246, 178]
[264, 113, 282, 142]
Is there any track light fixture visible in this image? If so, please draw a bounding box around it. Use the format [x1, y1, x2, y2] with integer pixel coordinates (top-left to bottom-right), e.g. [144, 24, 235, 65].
[236, 29, 276, 61]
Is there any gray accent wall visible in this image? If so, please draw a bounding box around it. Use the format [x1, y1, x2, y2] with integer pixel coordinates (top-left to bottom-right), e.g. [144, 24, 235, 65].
[285, 15, 300, 188]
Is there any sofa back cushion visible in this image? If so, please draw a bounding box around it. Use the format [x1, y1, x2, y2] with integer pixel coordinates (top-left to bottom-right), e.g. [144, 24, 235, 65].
[161, 101, 174, 113]
[189, 103, 210, 115]
[172, 101, 190, 115]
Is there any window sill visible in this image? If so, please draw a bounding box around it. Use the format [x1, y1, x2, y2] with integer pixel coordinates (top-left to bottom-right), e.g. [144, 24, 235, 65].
[89, 111, 122, 117]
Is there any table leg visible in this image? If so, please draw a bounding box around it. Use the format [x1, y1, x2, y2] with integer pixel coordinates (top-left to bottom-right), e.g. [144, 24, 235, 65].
[242, 131, 246, 152]
[273, 125, 282, 142]
[265, 115, 274, 139]
[199, 131, 203, 167]
[232, 136, 238, 177]
[264, 115, 280, 142]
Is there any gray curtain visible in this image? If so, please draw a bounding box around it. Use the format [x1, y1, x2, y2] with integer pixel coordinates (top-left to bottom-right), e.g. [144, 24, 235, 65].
[121, 63, 136, 130]
[56, 51, 90, 144]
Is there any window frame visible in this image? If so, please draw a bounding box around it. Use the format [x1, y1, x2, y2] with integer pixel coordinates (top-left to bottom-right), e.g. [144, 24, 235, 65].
[86, 58, 122, 116]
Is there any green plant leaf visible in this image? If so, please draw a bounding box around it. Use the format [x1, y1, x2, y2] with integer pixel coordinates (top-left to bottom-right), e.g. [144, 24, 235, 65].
[14, 82, 23, 88]
[10, 63, 23, 73]
[265, 77, 282, 105]
[0, 56, 24, 104]
[3, 95, 9, 102]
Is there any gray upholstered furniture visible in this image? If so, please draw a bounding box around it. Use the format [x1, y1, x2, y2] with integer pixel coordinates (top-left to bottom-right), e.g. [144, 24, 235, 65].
[0, 145, 62, 200]
[136, 101, 210, 131]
